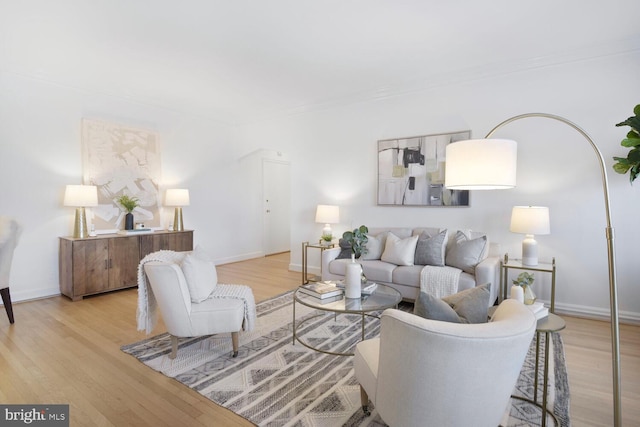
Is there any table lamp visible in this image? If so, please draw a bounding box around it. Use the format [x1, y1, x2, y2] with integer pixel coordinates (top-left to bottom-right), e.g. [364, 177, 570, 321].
[165, 189, 190, 231]
[315, 205, 339, 241]
[510, 206, 550, 266]
[64, 185, 98, 238]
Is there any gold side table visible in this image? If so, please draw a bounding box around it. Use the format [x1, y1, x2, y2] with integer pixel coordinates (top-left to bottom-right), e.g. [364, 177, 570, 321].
[301, 241, 336, 285]
[512, 313, 566, 427]
[501, 254, 557, 313]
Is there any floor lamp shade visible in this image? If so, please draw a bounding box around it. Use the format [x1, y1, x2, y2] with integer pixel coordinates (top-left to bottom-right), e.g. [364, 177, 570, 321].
[64, 185, 98, 239]
[445, 139, 517, 190]
[510, 206, 550, 266]
[165, 189, 190, 231]
[315, 205, 339, 239]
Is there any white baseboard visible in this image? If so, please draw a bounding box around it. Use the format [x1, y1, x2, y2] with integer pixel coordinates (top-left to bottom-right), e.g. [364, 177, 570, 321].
[2, 286, 62, 304]
[215, 251, 265, 266]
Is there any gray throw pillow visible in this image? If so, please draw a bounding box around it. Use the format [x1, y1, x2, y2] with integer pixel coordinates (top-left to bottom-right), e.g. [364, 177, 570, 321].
[413, 283, 491, 324]
[414, 230, 448, 266]
[335, 238, 354, 259]
[445, 231, 488, 274]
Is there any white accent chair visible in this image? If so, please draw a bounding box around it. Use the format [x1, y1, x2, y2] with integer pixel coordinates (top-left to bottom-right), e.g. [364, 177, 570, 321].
[354, 299, 536, 427]
[143, 262, 245, 359]
[0, 217, 22, 324]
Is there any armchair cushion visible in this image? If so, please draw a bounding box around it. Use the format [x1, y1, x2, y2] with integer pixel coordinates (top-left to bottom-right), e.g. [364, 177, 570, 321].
[381, 233, 419, 266]
[181, 246, 217, 303]
[413, 283, 491, 324]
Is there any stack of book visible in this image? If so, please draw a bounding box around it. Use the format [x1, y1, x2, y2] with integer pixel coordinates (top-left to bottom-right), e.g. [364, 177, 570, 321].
[335, 281, 378, 296]
[527, 301, 549, 320]
[298, 282, 344, 299]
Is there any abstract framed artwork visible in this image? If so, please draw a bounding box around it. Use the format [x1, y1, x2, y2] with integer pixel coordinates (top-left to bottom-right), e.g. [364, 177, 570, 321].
[377, 130, 471, 206]
[81, 118, 162, 232]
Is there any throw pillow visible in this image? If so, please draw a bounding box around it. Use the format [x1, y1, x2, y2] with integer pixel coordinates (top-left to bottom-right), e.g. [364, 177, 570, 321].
[414, 229, 448, 266]
[181, 246, 218, 303]
[336, 238, 354, 259]
[445, 231, 488, 274]
[413, 283, 491, 324]
[381, 233, 419, 266]
[361, 232, 388, 260]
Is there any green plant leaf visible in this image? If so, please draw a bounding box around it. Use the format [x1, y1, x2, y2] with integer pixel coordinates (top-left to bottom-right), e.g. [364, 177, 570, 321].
[616, 115, 640, 131]
[628, 148, 640, 162]
[634, 104, 640, 116]
[621, 137, 640, 148]
[613, 162, 631, 174]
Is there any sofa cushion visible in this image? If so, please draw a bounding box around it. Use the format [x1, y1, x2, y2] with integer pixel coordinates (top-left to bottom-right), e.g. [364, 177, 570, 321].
[360, 260, 396, 283]
[381, 233, 419, 266]
[361, 232, 388, 260]
[414, 229, 448, 266]
[413, 283, 491, 324]
[181, 246, 217, 303]
[445, 231, 488, 274]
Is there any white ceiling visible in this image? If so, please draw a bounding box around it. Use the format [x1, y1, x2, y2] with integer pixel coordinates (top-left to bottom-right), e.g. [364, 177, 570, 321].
[2, 0, 639, 124]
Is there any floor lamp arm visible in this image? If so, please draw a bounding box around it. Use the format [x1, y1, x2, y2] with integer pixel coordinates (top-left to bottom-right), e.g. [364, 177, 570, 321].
[486, 112, 622, 427]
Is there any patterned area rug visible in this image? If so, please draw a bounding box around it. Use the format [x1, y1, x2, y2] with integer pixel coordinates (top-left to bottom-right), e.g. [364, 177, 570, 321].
[122, 291, 570, 426]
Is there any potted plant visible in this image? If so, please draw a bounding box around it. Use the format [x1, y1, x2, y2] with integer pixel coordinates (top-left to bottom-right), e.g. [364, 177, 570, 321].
[512, 272, 536, 305]
[342, 225, 369, 259]
[612, 104, 640, 184]
[117, 194, 139, 230]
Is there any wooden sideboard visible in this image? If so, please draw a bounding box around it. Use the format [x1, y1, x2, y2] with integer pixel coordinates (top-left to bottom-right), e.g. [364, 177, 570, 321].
[59, 230, 193, 301]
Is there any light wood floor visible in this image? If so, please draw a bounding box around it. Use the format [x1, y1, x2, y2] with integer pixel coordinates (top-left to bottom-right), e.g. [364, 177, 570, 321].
[0, 253, 638, 426]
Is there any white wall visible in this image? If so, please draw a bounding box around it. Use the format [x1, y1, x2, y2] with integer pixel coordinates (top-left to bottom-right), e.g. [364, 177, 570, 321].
[0, 71, 265, 303]
[2, 51, 639, 323]
[239, 51, 640, 322]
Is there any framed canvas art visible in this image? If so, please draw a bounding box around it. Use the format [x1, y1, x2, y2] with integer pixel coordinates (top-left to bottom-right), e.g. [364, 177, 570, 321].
[377, 130, 471, 206]
[81, 118, 162, 232]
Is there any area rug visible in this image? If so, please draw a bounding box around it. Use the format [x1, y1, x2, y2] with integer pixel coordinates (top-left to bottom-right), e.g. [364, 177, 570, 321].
[122, 291, 570, 426]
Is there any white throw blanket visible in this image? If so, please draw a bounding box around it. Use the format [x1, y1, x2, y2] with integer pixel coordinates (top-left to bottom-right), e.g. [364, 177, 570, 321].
[420, 265, 462, 299]
[137, 250, 257, 334]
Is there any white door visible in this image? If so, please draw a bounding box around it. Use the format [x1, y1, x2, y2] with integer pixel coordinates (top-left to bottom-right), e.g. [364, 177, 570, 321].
[263, 159, 291, 255]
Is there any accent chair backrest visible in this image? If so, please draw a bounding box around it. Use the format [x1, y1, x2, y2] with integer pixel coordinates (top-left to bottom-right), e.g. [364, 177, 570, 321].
[144, 262, 194, 337]
[0, 217, 21, 287]
[375, 299, 536, 427]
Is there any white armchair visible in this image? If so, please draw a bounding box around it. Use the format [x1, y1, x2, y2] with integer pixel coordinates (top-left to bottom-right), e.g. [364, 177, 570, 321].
[0, 217, 21, 324]
[143, 261, 246, 359]
[354, 299, 536, 427]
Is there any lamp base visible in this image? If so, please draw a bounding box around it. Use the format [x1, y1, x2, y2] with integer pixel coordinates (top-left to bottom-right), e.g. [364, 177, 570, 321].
[173, 207, 184, 231]
[521, 234, 538, 266]
[73, 207, 90, 239]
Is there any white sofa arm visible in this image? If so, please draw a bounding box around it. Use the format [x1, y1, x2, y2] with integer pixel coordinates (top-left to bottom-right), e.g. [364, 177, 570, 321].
[475, 256, 500, 304]
[321, 247, 342, 280]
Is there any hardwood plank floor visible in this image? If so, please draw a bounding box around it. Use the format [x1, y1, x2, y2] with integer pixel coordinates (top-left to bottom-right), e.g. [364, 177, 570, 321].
[0, 252, 638, 426]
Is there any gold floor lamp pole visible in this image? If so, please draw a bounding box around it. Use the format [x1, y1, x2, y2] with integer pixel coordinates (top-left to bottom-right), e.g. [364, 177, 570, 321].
[490, 114, 622, 427]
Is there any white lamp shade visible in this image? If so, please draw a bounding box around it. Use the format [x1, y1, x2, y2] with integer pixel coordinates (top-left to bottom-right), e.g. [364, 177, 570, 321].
[165, 189, 190, 206]
[510, 206, 550, 235]
[64, 185, 98, 207]
[445, 139, 517, 190]
[315, 205, 340, 224]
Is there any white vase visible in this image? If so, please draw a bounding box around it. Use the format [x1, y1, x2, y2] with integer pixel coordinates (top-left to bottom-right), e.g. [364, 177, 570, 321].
[510, 285, 524, 303]
[345, 255, 362, 299]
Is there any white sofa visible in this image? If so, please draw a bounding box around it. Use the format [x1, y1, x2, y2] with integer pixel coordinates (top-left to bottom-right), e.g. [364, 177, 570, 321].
[321, 227, 500, 304]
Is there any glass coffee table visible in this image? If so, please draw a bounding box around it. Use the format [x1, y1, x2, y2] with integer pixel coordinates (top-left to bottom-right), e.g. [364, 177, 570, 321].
[292, 283, 402, 356]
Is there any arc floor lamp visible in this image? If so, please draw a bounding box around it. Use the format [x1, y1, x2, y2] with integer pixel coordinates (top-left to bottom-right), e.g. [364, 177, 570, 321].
[445, 113, 621, 427]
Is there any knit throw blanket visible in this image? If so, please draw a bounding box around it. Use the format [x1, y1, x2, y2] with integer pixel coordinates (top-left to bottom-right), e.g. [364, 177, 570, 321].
[136, 250, 257, 334]
[420, 265, 462, 299]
